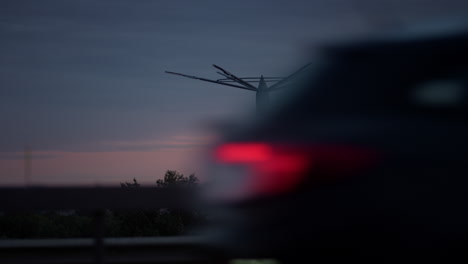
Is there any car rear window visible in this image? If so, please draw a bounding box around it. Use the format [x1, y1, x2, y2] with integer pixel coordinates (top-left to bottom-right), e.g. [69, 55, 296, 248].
[410, 79, 466, 108]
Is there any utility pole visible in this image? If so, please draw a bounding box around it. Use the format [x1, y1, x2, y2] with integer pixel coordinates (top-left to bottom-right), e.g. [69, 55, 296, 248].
[24, 144, 32, 186]
[165, 64, 311, 114]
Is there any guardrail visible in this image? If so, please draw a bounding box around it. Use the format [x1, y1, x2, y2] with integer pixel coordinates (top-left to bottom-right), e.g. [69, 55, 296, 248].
[0, 187, 224, 264]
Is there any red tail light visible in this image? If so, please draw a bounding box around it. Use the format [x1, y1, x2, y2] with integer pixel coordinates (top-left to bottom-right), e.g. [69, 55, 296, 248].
[216, 143, 273, 163]
[213, 142, 377, 198]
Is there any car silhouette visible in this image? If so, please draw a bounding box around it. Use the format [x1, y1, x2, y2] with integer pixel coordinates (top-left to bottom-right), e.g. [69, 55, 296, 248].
[201, 29, 468, 263]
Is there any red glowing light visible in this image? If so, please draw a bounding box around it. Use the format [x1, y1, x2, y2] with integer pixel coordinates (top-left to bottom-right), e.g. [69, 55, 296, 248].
[213, 142, 378, 198]
[252, 153, 310, 194]
[214, 143, 311, 195]
[215, 143, 273, 163]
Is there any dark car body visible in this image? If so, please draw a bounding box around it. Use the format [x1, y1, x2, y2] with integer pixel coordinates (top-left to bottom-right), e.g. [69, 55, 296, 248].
[201, 30, 468, 262]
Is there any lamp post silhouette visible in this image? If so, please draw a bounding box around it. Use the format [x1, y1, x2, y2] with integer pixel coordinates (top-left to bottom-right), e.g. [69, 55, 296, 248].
[165, 64, 310, 114]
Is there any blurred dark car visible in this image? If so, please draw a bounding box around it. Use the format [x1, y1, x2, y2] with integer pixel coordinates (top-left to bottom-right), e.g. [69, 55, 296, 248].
[201, 29, 468, 262]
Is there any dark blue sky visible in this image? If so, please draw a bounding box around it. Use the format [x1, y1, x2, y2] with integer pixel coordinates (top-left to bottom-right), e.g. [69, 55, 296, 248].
[1, 0, 467, 184]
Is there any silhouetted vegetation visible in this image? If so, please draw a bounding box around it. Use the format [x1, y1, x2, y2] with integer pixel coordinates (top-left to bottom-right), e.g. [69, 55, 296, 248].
[156, 170, 199, 188]
[120, 178, 140, 188]
[0, 212, 93, 239]
[0, 170, 205, 239]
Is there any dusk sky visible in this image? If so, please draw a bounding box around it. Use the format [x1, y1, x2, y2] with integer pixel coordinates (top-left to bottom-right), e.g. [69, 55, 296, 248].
[1, 0, 467, 185]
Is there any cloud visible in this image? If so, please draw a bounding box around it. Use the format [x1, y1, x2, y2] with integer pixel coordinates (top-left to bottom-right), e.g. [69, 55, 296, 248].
[0, 152, 61, 160]
[98, 135, 213, 152]
[0, 145, 207, 186]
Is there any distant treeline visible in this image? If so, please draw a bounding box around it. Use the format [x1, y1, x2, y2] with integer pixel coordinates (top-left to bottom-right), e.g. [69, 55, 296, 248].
[0, 171, 206, 239]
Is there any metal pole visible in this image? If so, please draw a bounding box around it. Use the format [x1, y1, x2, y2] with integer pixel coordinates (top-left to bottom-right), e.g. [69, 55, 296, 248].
[93, 210, 105, 264]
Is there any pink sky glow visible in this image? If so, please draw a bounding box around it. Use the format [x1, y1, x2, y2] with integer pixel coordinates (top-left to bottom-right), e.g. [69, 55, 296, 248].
[0, 135, 213, 186]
